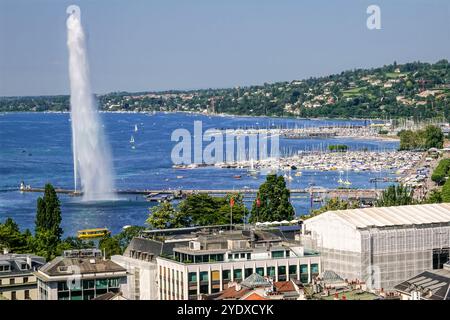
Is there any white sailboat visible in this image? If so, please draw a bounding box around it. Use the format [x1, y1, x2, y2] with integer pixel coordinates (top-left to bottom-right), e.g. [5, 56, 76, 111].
[130, 135, 135, 144]
[134, 124, 138, 132]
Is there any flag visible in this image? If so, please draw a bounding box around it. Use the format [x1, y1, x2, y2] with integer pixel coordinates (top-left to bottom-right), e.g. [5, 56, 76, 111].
[230, 197, 235, 207]
[256, 198, 261, 208]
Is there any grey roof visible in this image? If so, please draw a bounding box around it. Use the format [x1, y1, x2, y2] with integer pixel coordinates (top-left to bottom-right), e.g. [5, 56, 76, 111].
[38, 257, 126, 277]
[319, 270, 345, 284]
[394, 269, 450, 300]
[241, 273, 271, 289]
[0, 254, 45, 277]
[124, 237, 184, 258]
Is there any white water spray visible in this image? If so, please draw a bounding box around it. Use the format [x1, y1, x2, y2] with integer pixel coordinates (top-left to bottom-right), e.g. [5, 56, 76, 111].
[66, 5, 116, 201]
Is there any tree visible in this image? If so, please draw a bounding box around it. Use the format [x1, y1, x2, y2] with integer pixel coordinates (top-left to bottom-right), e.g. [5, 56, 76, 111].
[376, 185, 414, 207]
[98, 235, 122, 258]
[0, 218, 29, 253]
[249, 174, 295, 222]
[115, 226, 146, 251]
[424, 190, 442, 204]
[442, 179, 450, 203]
[146, 201, 187, 229]
[34, 183, 64, 260]
[35, 184, 63, 241]
[423, 125, 444, 149]
[308, 198, 359, 217]
[431, 158, 450, 185]
[178, 193, 247, 226]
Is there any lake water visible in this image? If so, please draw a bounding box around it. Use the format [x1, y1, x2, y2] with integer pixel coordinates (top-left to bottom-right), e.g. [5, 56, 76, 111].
[0, 112, 399, 236]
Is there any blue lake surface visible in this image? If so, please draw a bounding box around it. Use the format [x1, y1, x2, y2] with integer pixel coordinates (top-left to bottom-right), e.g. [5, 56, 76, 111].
[0, 112, 399, 236]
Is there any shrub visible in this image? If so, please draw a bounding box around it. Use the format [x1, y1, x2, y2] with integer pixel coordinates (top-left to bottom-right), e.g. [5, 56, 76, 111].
[431, 159, 450, 185]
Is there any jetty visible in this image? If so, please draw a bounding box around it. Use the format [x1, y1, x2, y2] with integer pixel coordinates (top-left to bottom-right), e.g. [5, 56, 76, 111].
[18, 187, 382, 201]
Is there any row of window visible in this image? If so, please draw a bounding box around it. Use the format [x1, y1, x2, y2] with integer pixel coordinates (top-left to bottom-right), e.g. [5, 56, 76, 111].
[8, 290, 31, 300]
[57, 278, 120, 292]
[187, 263, 319, 283]
[174, 250, 291, 264]
[0, 277, 29, 285]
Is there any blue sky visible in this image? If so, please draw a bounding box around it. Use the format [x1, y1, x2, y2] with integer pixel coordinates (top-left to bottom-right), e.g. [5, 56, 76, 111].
[0, 0, 449, 96]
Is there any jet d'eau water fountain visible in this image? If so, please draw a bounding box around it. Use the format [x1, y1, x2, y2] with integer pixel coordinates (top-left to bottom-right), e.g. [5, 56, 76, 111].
[66, 5, 116, 201]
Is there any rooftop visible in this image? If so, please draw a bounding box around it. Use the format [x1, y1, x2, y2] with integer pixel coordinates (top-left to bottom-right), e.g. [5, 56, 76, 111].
[37, 256, 126, 278]
[0, 253, 45, 277]
[394, 269, 450, 300]
[306, 203, 450, 229]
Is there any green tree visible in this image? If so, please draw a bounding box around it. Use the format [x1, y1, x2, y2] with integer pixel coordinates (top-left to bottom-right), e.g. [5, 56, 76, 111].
[424, 190, 442, 204]
[33, 184, 64, 260]
[178, 193, 247, 226]
[249, 174, 295, 222]
[0, 218, 29, 253]
[146, 201, 187, 229]
[442, 179, 450, 203]
[307, 198, 359, 218]
[376, 185, 414, 207]
[98, 235, 122, 258]
[35, 184, 63, 241]
[423, 125, 444, 149]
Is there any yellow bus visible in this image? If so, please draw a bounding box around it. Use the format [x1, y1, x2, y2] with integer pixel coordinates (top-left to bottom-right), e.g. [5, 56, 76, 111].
[77, 228, 110, 239]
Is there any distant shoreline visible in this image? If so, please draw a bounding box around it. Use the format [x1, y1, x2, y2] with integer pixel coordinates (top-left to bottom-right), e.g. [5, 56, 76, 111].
[0, 110, 389, 123]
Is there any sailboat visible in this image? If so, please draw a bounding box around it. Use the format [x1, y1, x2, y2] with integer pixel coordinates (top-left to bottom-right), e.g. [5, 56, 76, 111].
[248, 158, 258, 176]
[130, 135, 135, 144]
[134, 124, 138, 132]
[343, 169, 352, 186]
[337, 170, 344, 185]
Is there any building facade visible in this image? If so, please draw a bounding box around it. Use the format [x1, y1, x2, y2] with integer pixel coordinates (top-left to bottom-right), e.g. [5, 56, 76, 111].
[0, 253, 45, 300]
[303, 203, 450, 290]
[111, 237, 159, 300]
[156, 229, 320, 300]
[35, 249, 127, 300]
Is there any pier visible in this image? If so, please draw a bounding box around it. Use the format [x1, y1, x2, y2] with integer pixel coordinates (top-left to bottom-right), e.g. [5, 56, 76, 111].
[18, 187, 382, 201]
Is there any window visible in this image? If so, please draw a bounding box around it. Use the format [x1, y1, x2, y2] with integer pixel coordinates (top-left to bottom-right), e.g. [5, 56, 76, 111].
[267, 266, 275, 277]
[199, 271, 208, 282]
[240, 253, 246, 259]
[278, 266, 287, 280]
[311, 263, 319, 275]
[300, 264, 309, 283]
[234, 253, 239, 259]
[57, 291, 70, 300]
[188, 272, 197, 283]
[233, 269, 242, 280]
[10, 278, 15, 285]
[289, 265, 297, 275]
[24, 290, 30, 300]
[108, 278, 120, 288]
[245, 268, 253, 278]
[11, 291, 16, 300]
[222, 270, 231, 280]
[227, 254, 232, 260]
[256, 267, 264, 276]
[83, 279, 95, 290]
[246, 253, 251, 260]
[199, 284, 208, 294]
[58, 281, 69, 291]
[23, 277, 28, 284]
[95, 279, 108, 289]
[272, 251, 284, 258]
[432, 248, 449, 269]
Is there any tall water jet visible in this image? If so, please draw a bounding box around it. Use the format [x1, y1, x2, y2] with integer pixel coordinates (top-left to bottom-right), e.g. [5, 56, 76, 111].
[66, 5, 116, 201]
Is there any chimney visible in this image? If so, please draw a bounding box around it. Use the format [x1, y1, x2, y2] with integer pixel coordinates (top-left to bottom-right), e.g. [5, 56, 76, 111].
[26, 255, 32, 268]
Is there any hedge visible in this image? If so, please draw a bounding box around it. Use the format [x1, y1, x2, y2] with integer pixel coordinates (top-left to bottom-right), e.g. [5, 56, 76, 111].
[431, 159, 450, 185]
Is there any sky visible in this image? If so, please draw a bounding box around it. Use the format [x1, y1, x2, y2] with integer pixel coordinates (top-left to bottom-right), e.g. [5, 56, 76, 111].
[0, 0, 449, 97]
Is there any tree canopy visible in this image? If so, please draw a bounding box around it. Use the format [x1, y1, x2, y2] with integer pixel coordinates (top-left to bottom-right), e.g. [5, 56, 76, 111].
[249, 174, 295, 222]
